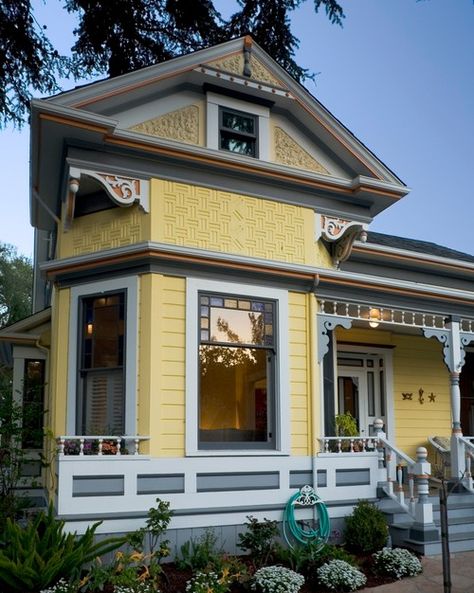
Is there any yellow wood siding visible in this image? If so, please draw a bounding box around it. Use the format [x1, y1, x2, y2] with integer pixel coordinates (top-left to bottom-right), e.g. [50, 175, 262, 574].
[151, 178, 332, 268]
[289, 292, 310, 455]
[58, 204, 149, 258]
[393, 334, 450, 458]
[142, 275, 186, 457]
[49, 287, 70, 436]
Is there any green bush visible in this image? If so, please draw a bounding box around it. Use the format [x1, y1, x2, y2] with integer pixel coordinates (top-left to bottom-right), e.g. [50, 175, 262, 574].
[252, 566, 305, 593]
[176, 528, 222, 572]
[0, 505, 124, 593]
[344, 500, 388, 554]
[238, 516, 279, 567]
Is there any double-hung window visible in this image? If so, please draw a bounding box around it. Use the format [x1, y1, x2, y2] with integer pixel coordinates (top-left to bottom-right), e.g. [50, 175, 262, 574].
[77, 292, 125, 435]
[186, 278, 289, 455]
[219, 107, 258, 158]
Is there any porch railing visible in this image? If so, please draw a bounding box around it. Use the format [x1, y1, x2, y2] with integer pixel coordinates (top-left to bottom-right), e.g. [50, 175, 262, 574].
[319, 436, 378, 453]
[57, 435, 150, 456]
[456, 436, 474, 491]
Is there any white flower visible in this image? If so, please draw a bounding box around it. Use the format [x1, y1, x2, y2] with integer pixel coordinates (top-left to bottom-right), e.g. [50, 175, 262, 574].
[252, 565, 304, 593]
[373, 547, 422, 579]
[317, 559, 367, 592]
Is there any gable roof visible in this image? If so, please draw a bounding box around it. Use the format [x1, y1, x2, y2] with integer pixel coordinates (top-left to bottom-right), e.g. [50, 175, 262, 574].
[30, 36, 409, 232]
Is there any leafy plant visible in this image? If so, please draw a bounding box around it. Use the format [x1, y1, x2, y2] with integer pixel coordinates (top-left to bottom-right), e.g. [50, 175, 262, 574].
[252, 566, 305, 593]
[0, 505, 124, 593]
[334, 412, 359, 437]
[372, 547, 422, 579]
[317, 560, 367, 592]
[176, 528, 222, 572]
[344, 500, 388, 554]
[238, 515, 279, 567]
[274, 541, 322, 574]
[126, 498, 172, 579]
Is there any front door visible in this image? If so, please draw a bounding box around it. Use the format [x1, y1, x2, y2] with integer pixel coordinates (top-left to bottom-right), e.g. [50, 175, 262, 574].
[337, 352, 386, 437]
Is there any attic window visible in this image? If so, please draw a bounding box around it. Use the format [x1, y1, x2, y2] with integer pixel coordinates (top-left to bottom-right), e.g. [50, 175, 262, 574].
[219, 107, 258, 158]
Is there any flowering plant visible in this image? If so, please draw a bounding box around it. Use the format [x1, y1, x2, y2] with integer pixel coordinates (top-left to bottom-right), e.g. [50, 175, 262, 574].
[185, 571, 229, 593]
[252, 565, 304, 593]
[317, 559, 366, 591]
[372, 547, 422, 579]
[40, 579, 76, 593]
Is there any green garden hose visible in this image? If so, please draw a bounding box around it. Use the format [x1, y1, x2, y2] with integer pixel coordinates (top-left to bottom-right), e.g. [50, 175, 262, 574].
[282, 485, 330, 549]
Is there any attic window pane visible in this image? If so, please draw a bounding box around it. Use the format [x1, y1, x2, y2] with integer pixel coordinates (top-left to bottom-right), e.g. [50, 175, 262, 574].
[219, 107, 257, 158]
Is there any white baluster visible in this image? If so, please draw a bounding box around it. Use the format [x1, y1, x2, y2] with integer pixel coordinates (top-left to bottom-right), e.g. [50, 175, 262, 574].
[98, 438, 103, 455]
[79, 438, 84, 456]
[134, 438, 140, 455]
[58, 437, 65, 455]
[337, 438, 342, 453]
[116, 437, 121, 456]
[350, 439, 354, 453]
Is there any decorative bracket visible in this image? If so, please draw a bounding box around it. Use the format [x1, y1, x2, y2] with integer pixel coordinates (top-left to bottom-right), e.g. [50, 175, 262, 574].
[65, 167, 150, 230]
[318, 314, 353, 362]
[315, 215, 368, 267]
[423, 326, 466, 373]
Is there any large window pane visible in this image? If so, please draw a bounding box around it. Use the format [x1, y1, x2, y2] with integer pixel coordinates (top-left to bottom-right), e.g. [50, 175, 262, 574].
[199, 346, 268, 443]
[22, 359, 45, 448]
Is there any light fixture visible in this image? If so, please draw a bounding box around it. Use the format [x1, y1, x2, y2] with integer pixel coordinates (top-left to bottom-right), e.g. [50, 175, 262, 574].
[87, 323, 94, 335]
[368, 308, 381, 328]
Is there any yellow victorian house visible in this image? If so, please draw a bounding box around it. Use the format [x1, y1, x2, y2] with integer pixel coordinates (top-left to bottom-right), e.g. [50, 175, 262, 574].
[3, 37, 474, 555]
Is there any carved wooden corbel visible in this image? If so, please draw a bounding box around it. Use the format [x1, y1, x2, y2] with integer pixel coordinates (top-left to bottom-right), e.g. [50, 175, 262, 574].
[64, 167, 150, 231]
[315, 214, 368, 267]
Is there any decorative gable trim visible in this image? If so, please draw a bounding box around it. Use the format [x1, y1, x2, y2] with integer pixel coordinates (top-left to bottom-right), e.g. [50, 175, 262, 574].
[129, 105, 200, 145]
[274, 127, 329, 174]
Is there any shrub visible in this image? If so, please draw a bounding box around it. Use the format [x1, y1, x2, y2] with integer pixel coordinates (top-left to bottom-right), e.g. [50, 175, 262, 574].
[344, 500, 388, 554]
[176, 528, 222, 571]
[252, 566, 305, 593]
[372, 547, 422, 579]
[238, 516, 279, 567]
[0, 505, 124, 593]
[185, 571, 229, 593]
[317, 560, 367, 592]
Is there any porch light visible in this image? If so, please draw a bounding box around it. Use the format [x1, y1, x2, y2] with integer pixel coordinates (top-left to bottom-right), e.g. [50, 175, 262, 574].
[86, 323, 94, 335]
[368, 308, 381, 328]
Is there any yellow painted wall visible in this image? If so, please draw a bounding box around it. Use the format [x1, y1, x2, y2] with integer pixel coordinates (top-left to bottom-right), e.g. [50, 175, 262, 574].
[58, 204, 150, 258]
[140, 274, 186, 457]
[150, 178, 332, 268]
[49, 287, 70, 436]
[289, 292, 310, 455]
[336, 327, 451, 458]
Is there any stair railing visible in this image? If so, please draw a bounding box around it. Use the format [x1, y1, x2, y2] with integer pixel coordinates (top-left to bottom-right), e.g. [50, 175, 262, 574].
[456, 435, 474, 491]
[374, 419, 434, 526]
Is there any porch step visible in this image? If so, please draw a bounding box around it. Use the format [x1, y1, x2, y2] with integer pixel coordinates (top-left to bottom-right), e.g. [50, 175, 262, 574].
[381, 490, 474, 555]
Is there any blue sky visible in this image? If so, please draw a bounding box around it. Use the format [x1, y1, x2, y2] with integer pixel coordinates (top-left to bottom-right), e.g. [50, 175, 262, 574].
[1, 0, 473, 258]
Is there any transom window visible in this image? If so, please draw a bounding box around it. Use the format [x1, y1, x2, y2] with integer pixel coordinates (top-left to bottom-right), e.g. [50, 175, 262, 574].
[198, 292, 275, 448]
[219, 107, 258, 157]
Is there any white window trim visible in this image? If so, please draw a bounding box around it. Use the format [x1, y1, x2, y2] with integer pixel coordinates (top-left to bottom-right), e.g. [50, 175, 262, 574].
[66, 276, 138, 435]
[186, 277, 289, 456]
[206, 91, 270, 161]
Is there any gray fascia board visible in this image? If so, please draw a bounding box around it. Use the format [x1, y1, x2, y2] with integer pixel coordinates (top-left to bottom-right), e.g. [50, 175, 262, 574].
[40, 240, 474, 309]
[353, 240, 474, 272]
[114, 127, 407, 199]
[47, 38, 247, 108]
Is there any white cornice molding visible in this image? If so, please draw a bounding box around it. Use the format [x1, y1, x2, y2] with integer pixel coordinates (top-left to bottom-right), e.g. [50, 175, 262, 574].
[30, 100, 119, 131]
[39, 241, 474, 306]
